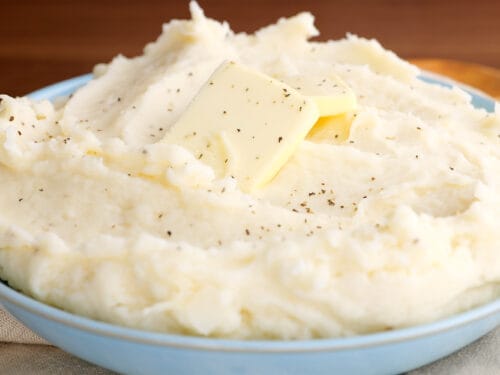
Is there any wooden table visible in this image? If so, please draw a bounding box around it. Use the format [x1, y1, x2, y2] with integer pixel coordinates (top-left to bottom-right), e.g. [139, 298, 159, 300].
[1, 0, 499, 97]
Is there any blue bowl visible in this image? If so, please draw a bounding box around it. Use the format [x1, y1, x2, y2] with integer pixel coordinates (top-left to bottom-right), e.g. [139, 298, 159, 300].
[0, 74, 499, 375]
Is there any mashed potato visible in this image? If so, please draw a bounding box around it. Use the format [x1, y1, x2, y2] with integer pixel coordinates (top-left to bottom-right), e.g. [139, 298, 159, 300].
[0, 2, 499, 339]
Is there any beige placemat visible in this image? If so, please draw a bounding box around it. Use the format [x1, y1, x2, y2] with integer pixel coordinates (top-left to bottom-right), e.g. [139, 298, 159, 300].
[0, 306, 498, 374]
[0, 344, 113, 374]
[0, 307, 47, 345]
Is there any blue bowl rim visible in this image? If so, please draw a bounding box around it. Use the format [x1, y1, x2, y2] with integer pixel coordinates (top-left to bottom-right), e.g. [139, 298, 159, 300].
[0, 73, 498, 353]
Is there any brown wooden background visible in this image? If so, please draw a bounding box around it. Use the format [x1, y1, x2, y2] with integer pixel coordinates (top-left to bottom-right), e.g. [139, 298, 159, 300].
[1, 0, 499, 97]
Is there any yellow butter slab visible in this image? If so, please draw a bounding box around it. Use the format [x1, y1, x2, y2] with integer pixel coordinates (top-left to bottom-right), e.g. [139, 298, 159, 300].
[307, 113, 354, 144]
[281, 73, 357, 117]
[163, 61, 320, 191]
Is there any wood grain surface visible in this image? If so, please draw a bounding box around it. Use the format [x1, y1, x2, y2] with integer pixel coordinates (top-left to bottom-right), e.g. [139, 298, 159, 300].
[1, 0, 499, 97]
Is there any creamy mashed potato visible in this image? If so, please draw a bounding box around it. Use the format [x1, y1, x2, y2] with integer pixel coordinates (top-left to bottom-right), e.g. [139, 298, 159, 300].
[0, 2, 499, 339]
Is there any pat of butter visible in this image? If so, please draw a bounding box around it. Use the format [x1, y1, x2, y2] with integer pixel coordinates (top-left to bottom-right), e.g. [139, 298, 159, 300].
[164, 61, 320, 191]
[280, 74, 357, 117]
[307, 113, 354, 143]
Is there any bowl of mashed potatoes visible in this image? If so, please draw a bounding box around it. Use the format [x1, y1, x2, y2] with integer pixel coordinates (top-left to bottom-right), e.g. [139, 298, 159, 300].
[0, 2, 499, 374]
